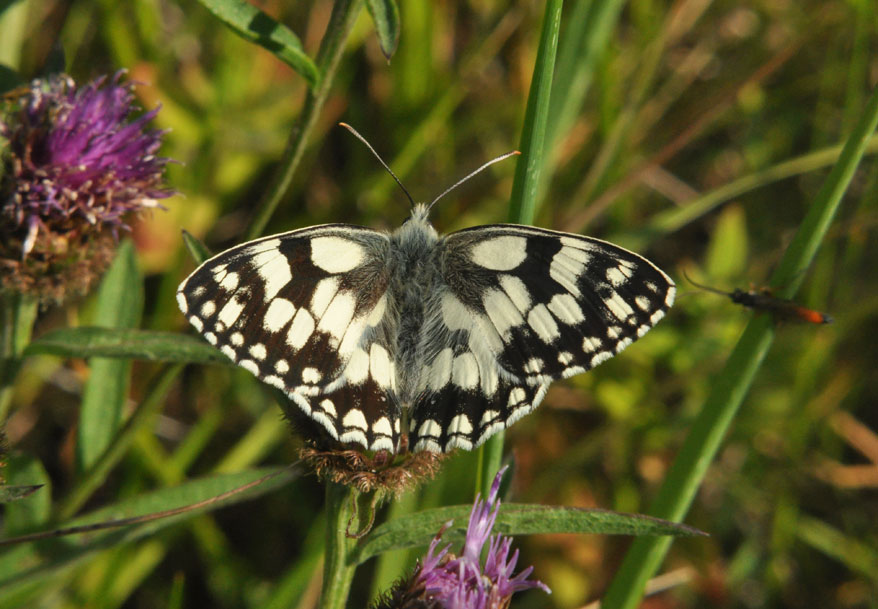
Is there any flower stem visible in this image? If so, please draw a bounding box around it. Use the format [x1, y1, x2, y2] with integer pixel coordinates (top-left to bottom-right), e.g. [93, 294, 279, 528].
[246, 0, 364, 240]
[320, 481, 360, 609]
[0, 292, 37, 423]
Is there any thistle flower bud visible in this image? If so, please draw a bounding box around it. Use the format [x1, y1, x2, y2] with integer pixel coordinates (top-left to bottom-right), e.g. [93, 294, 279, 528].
[0, 72, 173, 303]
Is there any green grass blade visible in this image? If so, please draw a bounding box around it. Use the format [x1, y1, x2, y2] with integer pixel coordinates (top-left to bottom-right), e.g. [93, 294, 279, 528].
[601, 84, 878, 609]
[181, 229, 212, 266]
[479, 0, 563, 500]
[77, 241, 143, 472]
[194, 0, 319, 87]
[353, 503, 703, 565]
[365, 0, 400, 59]
[25, 328, 230, 365]
[508, 0, 563, 226]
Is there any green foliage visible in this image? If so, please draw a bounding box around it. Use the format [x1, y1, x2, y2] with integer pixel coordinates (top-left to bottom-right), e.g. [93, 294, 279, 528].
[0, 2, 875, 608]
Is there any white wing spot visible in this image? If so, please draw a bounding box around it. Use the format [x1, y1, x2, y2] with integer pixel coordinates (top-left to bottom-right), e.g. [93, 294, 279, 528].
[470, 236, 528, 270]
[372, 417, 393, 436]
[606, 267, 628, 287]
[275, 359, 289, 374]
[558, 351, 573, 365]
[251, 242, 292, 301]
[445, 436, 473, 451]
[483, 289, 525, 339]
[583, 336, 602, 353]
[606, 326, 621, 339]
[369, 343, 394, 389]
[220, 272, 239, 292]
[637, 324, 652, 337]
[204, 332, 217, 345]
[264, 298, 297, 332]
[200, 300, 216, 317]
[549, 246, 589, 297]
[448, 414, 473, 435]
[286, 308, 315, 350]
[249, 344, 267, 360]
[220, 345, 236, 360]
[239, 359, 259, 375]
[344, 348, 370, 385]
[481, 410, 500, 425]
[318, 292, 357, 345]
[340, 430, 368, 447]
[452, 352, 479, 389]
[217, 298, 245, 330]
[311, 277, 340, 317]
[524, 357, 543, 373]
[427, 348, 454, 390]
[342, 409, 368, 431]
[230, 332, 244, 346]
[302, 367, 322, 383]
[264, 375, 286, 390]
[665, 285, 676, 307]
[635, 295, 652, 311]
[548, 293, 585, 324]
[615, 337, 633, 353]
[650, 310, 666, 325]
[414, 438, 442, 453]
[311, 237, 366, 273]
[590, 351, 613, 367]
[508, 387, 527, 406]
[189, 316, 204, 332]
[604, 290, 635, 322]
[320, 399, 337, 417]
[527, 304, 560, 343]
[418, 419, 442, 438]
[499, 275, 532, 311]
[176, 291, 188, 313]
[370, 437, 395, 452]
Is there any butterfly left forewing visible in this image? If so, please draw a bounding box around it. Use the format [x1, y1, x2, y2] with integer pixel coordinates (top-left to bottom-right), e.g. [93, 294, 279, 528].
[408, 225, 675, 452]
[177, 226, 402, 452]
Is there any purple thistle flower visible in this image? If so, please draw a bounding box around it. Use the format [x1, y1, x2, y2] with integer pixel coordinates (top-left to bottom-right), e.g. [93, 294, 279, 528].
[412, 466, 550, 609]
[0, 72, 173, 301]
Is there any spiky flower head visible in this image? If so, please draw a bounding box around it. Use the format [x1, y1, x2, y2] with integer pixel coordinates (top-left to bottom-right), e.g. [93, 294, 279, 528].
[373, 466, 550, 609]
[0, 72, 172, 302]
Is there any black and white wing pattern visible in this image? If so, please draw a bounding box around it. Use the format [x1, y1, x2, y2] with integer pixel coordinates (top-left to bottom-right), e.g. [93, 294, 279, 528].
[407, 225, 675, 452]
[176, 226, 403, 452]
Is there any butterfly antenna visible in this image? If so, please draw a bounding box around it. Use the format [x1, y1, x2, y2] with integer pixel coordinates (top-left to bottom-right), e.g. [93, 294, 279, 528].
[682, 270, 732, 296]
[339, 122, 415, 208]
[427, 150, 521, 213]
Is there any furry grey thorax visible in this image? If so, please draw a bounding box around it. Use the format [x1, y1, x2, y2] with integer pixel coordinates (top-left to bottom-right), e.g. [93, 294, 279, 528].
[386, 204, 443, 403]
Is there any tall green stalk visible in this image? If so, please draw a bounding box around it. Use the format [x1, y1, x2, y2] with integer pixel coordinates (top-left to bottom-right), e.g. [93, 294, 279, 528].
[246, 0, 364, 240]
[320, 482, 362, 609]
[0, 292, 37, 423]
[602, 85, 878, 609]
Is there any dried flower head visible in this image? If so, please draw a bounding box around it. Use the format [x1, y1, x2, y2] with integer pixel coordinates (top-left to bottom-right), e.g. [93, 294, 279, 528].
[0, 72, 172, 302]
[373, 466, 550, 609]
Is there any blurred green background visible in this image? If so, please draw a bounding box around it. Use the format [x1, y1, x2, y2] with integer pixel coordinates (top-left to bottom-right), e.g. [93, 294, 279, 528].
[1, 0, 876, 607]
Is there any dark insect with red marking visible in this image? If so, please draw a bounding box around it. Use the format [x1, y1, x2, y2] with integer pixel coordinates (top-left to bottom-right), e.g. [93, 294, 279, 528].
[683, 272, 832, 324]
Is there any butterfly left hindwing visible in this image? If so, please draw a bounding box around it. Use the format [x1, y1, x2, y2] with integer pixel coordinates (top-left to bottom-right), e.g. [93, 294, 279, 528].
[176, 225, 404, 452]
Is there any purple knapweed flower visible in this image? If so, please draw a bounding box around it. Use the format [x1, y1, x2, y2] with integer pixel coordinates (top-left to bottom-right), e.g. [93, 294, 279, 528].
[0, 72, 172, 302]
[373, 466, 550, 609]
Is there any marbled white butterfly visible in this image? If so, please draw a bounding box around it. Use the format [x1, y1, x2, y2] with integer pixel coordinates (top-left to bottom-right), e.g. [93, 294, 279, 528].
[177, 134, 675, 454]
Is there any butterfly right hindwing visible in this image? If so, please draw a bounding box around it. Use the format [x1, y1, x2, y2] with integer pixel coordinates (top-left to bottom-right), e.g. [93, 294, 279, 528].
[177, 225, 403, 451]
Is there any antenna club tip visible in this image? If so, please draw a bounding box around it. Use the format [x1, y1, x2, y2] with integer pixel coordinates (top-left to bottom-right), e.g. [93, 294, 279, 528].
[338, 122, 351, 129]
[512, 150, 522, 156]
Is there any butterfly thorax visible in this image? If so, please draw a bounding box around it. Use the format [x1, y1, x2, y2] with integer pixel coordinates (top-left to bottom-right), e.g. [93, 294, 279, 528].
[387, 204, 441, 403]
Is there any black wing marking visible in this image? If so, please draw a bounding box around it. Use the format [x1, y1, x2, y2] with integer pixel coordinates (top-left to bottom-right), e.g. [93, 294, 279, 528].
[176, 226, 401, 452]
[408, 225, 674, 452]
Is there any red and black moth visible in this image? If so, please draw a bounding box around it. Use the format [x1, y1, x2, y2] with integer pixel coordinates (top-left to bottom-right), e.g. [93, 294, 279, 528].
[683, 272, 832, 324]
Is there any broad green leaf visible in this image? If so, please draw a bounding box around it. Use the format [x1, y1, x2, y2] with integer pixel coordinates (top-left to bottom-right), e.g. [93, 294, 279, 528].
[25, 328, 229, 365]
[195, 0, 319, 87]
[181, 229, 212, 265]
[2, 454, 50, 535]
[0, 485, 43, 504]
[353, 503, 703, 564]
[0, 466, 299, 595]
[365, 0, 400, 59]
[0, 62, 23, 94]
[77, 241, 143, 471]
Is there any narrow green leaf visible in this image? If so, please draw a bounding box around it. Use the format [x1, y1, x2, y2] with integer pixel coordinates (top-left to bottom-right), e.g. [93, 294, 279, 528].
[0, 63, 23, 94]
[0, 485, 43, 504]
[195, 0, 319, 87]
[353, 503, 703, 565]
[602, 85, 878, 609]
[77, 241, 143, 472]
[25, 328, 230, 365]
[0, 467, 299, 595]
[365, 0, 400, 59]
[2, 454, 50, 536]
[181, 230, 213, 266]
